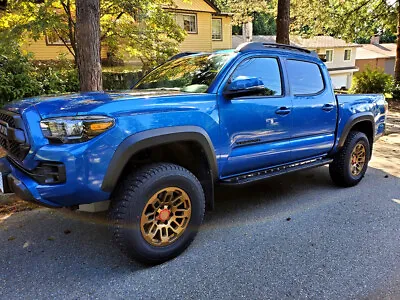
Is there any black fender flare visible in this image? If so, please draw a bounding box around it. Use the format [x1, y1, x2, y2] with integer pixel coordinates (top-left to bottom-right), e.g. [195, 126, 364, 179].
[101, 126, 218, 193]
[337, 112, 375, 149]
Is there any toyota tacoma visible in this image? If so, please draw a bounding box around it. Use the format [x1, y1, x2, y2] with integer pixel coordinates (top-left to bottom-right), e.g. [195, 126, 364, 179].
[0, 43, 387, 264]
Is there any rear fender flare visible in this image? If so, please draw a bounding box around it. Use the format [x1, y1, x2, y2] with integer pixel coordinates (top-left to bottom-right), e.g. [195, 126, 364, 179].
[337, 112, 375, 150]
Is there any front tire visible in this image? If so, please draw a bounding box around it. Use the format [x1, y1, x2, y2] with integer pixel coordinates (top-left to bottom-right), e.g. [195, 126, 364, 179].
[329, 131, 370, 187]
[109, 163, 205, 264]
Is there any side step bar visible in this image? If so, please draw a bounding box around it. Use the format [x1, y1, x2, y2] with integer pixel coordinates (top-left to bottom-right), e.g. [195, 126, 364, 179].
[220, 157, 333, 186]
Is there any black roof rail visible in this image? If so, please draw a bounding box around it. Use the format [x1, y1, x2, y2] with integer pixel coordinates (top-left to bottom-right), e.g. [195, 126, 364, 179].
[236, 42, 317, 56]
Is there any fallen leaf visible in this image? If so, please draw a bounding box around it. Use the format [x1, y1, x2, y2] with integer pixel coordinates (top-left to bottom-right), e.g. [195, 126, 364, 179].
[8, 236, 15, 241]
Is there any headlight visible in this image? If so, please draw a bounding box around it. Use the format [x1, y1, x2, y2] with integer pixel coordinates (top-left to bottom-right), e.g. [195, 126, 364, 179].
[40, 116, 114, 144]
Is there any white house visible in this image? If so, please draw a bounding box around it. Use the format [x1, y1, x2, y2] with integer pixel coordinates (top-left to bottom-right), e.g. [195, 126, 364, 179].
[232, 35, 361, 90]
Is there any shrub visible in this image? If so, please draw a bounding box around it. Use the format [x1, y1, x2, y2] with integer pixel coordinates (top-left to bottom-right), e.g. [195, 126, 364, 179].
[0, 44, 42, 105]
[103, 71, 143, 90]
[350, 68, 394, 94]
[0, 47, 144, 104]
[33, 55, 79, 94]
[391, 83, 400, 100]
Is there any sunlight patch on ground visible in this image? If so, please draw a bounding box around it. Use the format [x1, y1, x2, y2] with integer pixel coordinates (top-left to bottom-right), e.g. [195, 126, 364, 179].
[370, 110, 400, 178]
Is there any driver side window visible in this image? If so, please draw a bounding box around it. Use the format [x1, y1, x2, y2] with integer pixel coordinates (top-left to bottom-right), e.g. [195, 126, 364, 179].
[230, 57, 283, 96]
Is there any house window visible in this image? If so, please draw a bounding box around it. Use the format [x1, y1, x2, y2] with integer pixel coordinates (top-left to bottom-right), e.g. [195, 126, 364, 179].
[45, 31, 70, 45]
[325, 50, 333, 62]
[344, 49, 351, 61]
[212, 18, 222, 40]
[176, 13, 197, 33]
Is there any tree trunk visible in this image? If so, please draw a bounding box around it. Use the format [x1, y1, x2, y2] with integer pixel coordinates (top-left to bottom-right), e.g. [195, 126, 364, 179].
[276, 0, 290, 45]
[395, 0, 400, 83]
[75, 0, 102, 91]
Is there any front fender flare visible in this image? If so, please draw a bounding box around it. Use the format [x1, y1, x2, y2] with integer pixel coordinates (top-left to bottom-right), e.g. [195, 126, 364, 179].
[101, 126, 218, 193]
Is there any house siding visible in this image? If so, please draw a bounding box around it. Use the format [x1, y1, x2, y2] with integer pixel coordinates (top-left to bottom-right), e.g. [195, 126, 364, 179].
[356, 58, 395, 76]
[320, 48, 356, 69]
[172, 0, 216, 13]
[178, 11, 213, 52]
[22, 38, 108, 61]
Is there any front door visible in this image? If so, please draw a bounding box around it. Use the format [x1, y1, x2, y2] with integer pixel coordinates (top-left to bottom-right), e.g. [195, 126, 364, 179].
[219, 56, 293, 177]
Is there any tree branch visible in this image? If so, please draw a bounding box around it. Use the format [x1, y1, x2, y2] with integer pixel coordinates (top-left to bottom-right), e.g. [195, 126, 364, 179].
[100, 11, 124, 41]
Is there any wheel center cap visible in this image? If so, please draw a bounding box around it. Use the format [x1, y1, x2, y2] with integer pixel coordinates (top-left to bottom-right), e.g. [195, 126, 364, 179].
[158, 208, 171, 222]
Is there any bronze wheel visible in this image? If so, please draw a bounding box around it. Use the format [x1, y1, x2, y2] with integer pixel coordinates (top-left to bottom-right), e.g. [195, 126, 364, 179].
[140, 187, 192, 247]
[350, 143, 366, 176]
[329, 131, 370, 187]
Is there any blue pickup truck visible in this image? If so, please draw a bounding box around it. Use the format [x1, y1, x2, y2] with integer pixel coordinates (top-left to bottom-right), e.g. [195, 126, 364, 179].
[0, 43, 387, 263]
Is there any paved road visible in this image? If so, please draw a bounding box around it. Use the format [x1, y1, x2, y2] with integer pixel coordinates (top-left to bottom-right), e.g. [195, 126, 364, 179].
[0, 151, 399, 299]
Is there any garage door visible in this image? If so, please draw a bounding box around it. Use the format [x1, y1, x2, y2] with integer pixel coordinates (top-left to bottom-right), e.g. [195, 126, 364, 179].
[330, 74, 348, 90]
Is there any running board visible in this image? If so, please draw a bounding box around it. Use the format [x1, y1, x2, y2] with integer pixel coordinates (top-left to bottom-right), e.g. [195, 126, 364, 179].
[220, 157, 333, 186]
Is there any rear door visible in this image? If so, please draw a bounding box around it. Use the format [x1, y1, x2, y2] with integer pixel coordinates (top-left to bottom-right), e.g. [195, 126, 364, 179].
[285, 59, 337, 160]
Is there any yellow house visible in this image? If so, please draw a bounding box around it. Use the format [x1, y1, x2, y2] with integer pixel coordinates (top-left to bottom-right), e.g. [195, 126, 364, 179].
[169, 0, 232, 52]
[21, 0, 232, 61]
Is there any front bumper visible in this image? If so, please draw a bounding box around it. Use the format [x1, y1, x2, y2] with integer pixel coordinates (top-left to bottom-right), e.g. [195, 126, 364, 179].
[0, 131, 116, 207]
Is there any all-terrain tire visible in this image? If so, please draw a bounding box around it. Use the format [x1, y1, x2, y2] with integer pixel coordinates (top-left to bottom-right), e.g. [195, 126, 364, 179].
[109, 163, 205, 264]
[329, 131, 370, 187]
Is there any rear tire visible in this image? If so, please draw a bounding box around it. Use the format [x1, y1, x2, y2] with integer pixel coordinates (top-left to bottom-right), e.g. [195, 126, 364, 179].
[329, 131, 370, 187]
[109, 163, 205, 265]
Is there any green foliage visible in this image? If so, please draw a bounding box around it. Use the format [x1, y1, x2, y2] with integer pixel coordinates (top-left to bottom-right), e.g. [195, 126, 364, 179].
[0, 43, 42, 104]
[290, 0, 397, 42]
[103, 71, 143, 90]
[390, 83, 400, 100]
[33, 55, 79, 94]
[253, 12, 276, 35]
[0, 44, 142, 103]
[0, 0, 186, 70]
[220, 0, 271, 25]
[350, 68, 394, 94]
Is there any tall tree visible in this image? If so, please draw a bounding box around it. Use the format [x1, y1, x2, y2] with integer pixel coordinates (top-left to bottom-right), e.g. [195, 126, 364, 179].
[276, 0, 290, 44]
[75, 0, 102, 91]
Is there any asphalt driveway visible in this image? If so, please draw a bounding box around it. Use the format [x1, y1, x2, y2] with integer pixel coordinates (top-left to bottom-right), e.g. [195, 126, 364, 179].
[0, 114, 399, 299]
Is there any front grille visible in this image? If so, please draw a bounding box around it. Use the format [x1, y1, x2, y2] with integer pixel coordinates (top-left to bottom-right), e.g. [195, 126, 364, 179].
[0, 110, 30, 161]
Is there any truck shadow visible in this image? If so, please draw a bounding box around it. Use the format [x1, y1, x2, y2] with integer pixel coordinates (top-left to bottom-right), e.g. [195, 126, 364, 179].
[0, 165, 398, 286]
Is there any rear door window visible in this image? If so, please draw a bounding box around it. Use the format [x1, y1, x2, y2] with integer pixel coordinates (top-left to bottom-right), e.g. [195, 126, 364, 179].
[286, 60, 325, 95]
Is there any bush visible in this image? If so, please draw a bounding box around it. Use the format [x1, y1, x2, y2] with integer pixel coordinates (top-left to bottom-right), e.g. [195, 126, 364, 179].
[103, 71, 143, 90]
[391, 83, 400, 100]
[0, 46, 144, 104]
[0, 44, 42, 105]
[33, 56, 79, 94]
[350, 68, 394, 94]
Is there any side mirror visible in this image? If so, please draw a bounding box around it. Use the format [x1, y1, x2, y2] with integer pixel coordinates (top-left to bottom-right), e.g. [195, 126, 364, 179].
[224, 76, 265, 98]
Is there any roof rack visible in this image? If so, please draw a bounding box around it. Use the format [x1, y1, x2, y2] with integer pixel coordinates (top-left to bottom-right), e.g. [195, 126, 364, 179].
[235, 42, 316, 56]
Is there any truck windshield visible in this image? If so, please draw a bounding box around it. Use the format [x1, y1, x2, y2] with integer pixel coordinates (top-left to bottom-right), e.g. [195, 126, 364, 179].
[134, 53, 235, 93]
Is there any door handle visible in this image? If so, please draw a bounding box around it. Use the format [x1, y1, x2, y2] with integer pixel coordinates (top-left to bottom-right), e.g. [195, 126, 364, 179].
[322, 104, 334, 111]
[275, 107, 291, 115]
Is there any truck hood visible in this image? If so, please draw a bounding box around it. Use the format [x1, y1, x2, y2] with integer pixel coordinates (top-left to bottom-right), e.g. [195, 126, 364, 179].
[3, 90, 185, 118]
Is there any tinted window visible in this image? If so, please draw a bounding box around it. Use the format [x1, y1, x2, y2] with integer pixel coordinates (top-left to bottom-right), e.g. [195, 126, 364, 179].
[231, 57, 282, 96]
[286, 60, 324, 95]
